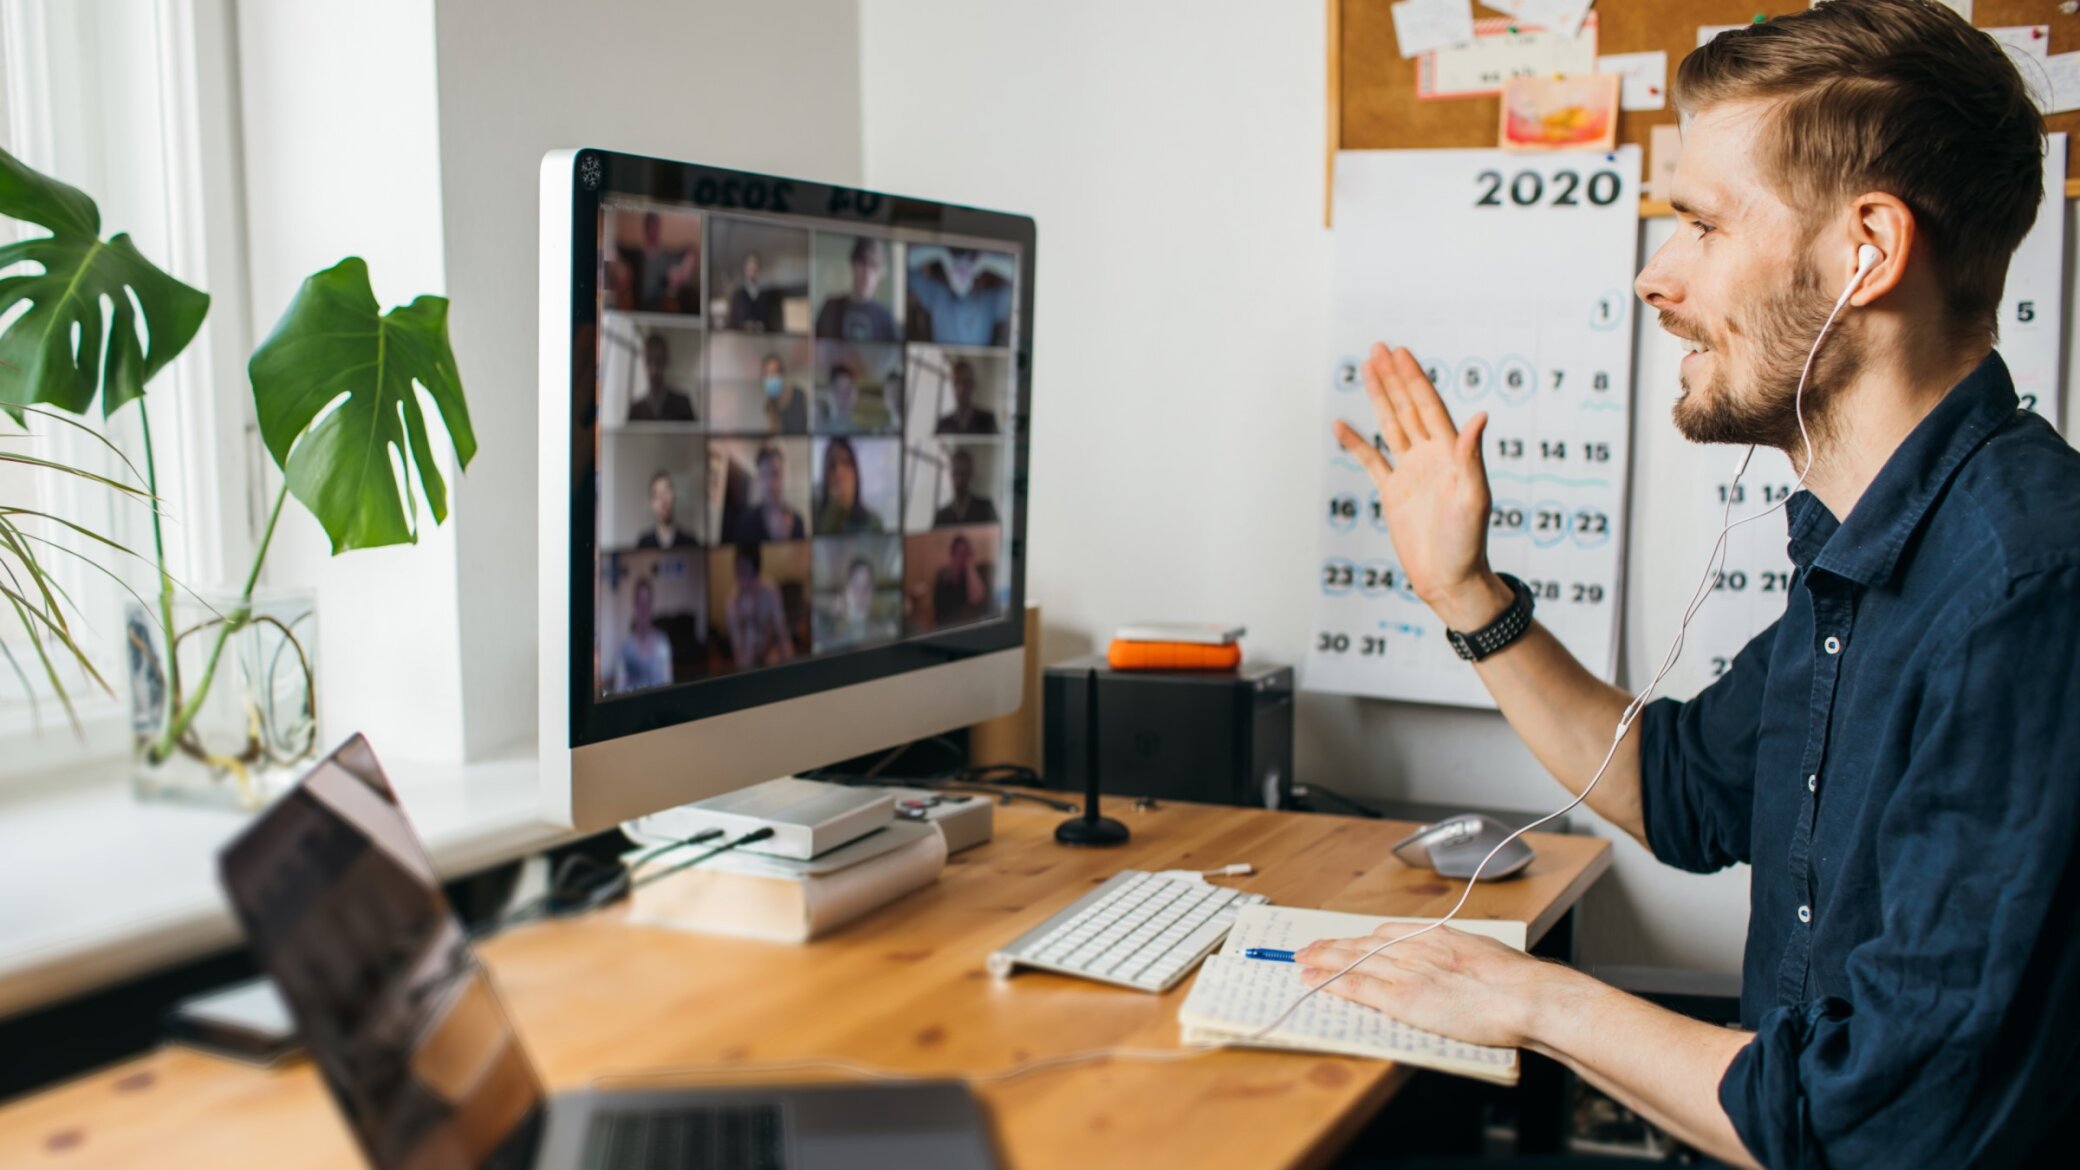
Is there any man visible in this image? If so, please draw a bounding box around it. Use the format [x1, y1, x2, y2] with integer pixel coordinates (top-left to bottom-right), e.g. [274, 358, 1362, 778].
[935, 359, 999, 435]
[819, 364, 865, 434]
[634, 470, 698, 550]
[631, 211, 697, 313]
[626, 332, 696, 422]
[932, 448, 998, 526]
[815, 237, 898, 341]
[726, 542, 795, 670]
[610, 577, 674, 693]
[728, 251, 783, 333]
[727, 444, 806, 544]
[908, 246, 1013, 346]
[930, 535, 989, 628]
[759, 352, 810, 434]
[1313, 4, 2080, 1167]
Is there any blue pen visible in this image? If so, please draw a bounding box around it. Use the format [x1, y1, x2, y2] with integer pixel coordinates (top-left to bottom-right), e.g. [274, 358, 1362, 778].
[1242, 947, 1295, 962]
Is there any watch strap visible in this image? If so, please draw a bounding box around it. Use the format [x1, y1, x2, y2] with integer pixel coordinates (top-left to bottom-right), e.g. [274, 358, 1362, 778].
[1446, 573, 1535, 662]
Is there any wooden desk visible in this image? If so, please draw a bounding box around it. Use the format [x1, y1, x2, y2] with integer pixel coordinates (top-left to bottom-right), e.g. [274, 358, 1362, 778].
[0, 799, 1609, 1170]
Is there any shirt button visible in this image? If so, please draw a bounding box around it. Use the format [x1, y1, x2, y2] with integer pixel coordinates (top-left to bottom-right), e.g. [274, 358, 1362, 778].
[1797, 904, 1812, 924]
[1807, 774, 1818, 793]
[1823, 635, 1842, 655]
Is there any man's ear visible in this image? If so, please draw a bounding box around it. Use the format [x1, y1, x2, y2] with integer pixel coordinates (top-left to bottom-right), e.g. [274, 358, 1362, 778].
[1845, 193, 1914, 306]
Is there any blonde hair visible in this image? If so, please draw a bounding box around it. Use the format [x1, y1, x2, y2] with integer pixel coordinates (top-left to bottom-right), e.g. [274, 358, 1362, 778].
[1675, 0, 2043, 341]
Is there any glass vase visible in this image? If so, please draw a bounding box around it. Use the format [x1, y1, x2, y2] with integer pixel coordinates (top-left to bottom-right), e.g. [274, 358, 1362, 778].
[126, 587, 320, 810]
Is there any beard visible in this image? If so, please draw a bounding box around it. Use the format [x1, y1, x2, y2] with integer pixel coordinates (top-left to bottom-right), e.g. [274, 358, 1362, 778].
[1667, 253, 1862, 451]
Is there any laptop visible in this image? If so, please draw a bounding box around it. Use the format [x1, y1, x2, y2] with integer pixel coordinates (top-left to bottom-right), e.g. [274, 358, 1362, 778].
[218, 734, 997, 1170]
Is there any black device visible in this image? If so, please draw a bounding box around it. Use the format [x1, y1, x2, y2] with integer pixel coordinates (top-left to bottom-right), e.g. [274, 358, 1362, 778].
[1445, 572, 1536, 662]
[1043, 658, 1294, 809]
[1054, 666, 1129, 846]
[219, 735, 997, 1170]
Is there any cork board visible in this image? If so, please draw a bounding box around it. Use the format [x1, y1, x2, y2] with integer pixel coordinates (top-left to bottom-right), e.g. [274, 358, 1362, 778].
[1327, 0, 2080, 219]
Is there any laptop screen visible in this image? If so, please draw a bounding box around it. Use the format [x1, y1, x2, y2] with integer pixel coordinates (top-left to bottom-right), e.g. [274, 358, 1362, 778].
[219, 736, 544, 1170]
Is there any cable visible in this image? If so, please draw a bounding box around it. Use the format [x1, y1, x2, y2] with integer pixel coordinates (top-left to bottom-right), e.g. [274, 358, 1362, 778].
[593, 283, 1862, 1088]
[629, 827, 777, 891]
[476, 829, 726, 938]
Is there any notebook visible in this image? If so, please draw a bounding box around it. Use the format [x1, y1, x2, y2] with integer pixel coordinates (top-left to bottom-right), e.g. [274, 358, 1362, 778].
[1175, 905, 1527, 1085]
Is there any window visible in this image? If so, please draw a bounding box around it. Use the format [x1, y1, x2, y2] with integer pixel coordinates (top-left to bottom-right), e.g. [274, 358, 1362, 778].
[0, 0, 257, 772]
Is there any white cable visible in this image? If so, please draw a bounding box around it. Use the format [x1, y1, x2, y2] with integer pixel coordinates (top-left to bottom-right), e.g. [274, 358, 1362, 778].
[591, 279, 1864, 1092]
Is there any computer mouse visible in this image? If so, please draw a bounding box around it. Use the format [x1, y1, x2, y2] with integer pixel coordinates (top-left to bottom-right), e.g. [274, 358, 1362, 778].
[1390, 813, 1535, 880]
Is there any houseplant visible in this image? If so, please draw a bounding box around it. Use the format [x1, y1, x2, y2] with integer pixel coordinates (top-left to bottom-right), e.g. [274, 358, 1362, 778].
[0, 146, 477, 804]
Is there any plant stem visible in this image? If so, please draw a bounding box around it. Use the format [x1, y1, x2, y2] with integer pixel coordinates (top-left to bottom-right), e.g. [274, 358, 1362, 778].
[136, 409, 181, 706]
[147, 482, 289, 764]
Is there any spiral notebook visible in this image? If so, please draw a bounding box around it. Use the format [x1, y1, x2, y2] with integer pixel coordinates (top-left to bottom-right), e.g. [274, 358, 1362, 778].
[1176, 905, 1527, 1086]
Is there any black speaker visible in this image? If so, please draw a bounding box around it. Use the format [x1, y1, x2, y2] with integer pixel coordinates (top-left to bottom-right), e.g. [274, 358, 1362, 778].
[1042, 657, 1294, 809]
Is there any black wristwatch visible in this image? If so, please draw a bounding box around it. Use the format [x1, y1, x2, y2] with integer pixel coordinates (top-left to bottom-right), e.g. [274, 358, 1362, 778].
[1445, 573, 1535, 662]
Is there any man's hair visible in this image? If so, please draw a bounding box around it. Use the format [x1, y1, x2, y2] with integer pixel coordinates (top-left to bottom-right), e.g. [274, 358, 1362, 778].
[850, 237, 882, 266]
[756, 443, 782, 469]
[1674, 0, 2044, 339]
[649, 469, 672, 490]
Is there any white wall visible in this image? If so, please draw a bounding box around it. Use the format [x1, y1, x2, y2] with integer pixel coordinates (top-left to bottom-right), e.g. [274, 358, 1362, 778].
[429, 0, 866, 758]
[857, 0, 1746, 972]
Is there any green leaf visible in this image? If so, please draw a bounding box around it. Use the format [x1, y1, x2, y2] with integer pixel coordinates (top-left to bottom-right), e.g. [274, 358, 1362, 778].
[0, 147, 211, 418]
[249, 257, 476, 554]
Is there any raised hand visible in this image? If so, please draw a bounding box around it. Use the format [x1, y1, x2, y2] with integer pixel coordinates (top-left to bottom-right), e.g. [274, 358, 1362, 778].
[1332, 343, 1510, 631]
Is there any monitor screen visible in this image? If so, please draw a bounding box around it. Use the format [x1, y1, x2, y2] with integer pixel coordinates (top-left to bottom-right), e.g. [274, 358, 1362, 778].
[555, 152, 1033, 748]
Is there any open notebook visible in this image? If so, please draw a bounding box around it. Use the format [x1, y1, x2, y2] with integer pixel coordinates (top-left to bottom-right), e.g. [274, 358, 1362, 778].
[1176, 905, 1528, 1086]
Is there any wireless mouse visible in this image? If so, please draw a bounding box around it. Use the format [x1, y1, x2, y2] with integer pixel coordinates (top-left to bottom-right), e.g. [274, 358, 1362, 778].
[1390, 813, 1535, 880]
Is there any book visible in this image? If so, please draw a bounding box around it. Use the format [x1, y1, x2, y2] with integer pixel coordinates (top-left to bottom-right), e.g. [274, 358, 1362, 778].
[625, 820, 947, 942]
[1113, 621, 1245, 645]
[1106, 640, 1244, 671]
[1176, 905, 1527, 1085]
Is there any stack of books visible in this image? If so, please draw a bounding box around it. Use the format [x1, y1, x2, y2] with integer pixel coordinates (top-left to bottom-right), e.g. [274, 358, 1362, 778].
[1107, 621, 1244, 671]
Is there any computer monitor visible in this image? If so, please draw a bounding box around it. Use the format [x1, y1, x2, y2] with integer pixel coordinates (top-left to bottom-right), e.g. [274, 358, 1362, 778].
[538, 149, 1034, 830]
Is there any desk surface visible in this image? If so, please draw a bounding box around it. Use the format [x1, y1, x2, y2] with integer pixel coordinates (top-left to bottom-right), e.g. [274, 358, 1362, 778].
[0, 798, 1610, 1170]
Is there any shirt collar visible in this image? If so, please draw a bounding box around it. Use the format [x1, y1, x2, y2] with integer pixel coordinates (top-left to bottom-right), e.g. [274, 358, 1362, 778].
[1785, 350, 2017, 585]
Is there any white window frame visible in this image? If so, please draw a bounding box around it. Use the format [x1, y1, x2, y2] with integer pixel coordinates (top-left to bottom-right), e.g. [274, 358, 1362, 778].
[0, 0, 260, 781]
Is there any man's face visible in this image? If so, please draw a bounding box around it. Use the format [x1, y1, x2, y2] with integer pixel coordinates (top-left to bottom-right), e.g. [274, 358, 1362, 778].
[643, 214, 661, 248]
[633, 582, 654, 624]
[851, 248, 882, 298]
[947, 249, 978, 296]
[953, 364, 976, 410]
[743, 253, 761, 285]
[948, 538, 972, 572]
[832, 371, 856, 412]
[845, 565, 873, 617]
[650, 475, 675, 524]
[1635, 101, 1857, 449]
[644, 338, 668, 387]
[950, 451, 972, 495]
[759, 455, 784, 502]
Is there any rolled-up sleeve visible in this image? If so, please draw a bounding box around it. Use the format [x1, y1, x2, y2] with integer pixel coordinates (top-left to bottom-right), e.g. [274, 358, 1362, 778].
[1636, 618, 1777, 874]
[1718, 568, 2080, 1168]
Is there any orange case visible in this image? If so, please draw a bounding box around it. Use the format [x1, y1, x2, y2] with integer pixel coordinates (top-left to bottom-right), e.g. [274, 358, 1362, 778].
[1106, 639, 1243, 672]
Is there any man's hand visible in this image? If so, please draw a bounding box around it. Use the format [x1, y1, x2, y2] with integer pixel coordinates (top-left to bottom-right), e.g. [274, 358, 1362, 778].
[1332, 343, 1512, 631]
[1293, 923, 1572, 1049]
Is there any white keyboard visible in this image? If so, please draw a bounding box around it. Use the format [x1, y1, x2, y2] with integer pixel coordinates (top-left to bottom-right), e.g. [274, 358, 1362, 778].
[986, 869, 1269, 992]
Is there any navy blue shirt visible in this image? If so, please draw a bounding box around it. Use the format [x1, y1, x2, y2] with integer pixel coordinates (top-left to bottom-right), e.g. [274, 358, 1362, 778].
[1637, 353, 2080, 1169]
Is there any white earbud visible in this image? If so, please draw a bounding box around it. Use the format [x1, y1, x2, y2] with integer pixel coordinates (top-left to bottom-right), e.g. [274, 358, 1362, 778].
[1851, 244, 1882, 292]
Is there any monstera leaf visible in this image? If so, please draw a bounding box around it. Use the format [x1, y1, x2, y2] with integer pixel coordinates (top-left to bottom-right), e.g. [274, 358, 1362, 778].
[250, 258, 477, 554]
[0, 147, 210, 418]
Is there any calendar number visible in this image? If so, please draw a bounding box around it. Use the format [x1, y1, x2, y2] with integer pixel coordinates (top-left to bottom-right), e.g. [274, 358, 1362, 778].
[1316, 632, 1388, 657]
[1583, 442, 1611, 462]
[1494, 437, 1527, 459]
[2018, 300, 2037, 324]
[1759, 571, 1793, 592]
[1712, 570, 1749, 592]
[1522, 578, 1606, 604]
[1475, 168, 1625, 209]
[1323, 562, 1355, 589]
[1711, 656, 1732, 678]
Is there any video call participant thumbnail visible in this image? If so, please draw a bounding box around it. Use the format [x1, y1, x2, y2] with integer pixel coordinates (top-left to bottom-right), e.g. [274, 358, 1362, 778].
[627, 331, 697, 422]
[637, 470, 701, 549]
[932, 446, 999, 527]
[599, 551, 707, 696]
[719, 441, 809, 544]
[814, 343, 901, 435]
[815, 235, 899, 341]
[814, 436, 899, 536]
[811, 535, 903, 652]
[608, 208, 701, 316]
[904, 525, 1002, 634]
[711, 218, 810, 334]
[906, 245, 1015, 347]
[936, 358, 998, 435]
[715, 541, 807, 671]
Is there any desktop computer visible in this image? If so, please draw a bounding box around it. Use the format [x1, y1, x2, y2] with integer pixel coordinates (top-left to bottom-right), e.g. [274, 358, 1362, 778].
[538, 148, 1036, 831]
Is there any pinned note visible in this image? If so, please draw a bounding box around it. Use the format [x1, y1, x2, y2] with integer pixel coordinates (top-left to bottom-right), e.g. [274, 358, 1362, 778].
[1500, 74, 1619, 151]
[2032, 51, 2080, 115]
[1391, 0, 1476, 59]
[1598, 49, 1667, 111]
[1418, 15, 1599, 100]
[1696, 23, 1752, 49]
[1985, 25, 2052, 62]
[1648, 123, 1682, 202]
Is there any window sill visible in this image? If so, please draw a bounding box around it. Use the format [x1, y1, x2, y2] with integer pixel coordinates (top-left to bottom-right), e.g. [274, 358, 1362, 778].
[0, 751, 567, 1021]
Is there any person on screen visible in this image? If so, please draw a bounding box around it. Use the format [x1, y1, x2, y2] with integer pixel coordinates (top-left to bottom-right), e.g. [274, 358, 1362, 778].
[815, 237, 897, 341]
[759, 352, 810, 434]
[819, 364, 865, 434]
[931, 535, 989, 627]
[636, 471, 700, 549]
[822, 556, 894, 648]
[634, 212, 698, 313]
[727, 542, 794, 669]
[613, 578, 675, 691]
[728, 251, 784, 332]
[932, 448, 999, 526]
[627, 333, 697, 422]
[909, 246, 1013, 346]
[815, 437, 886, 535]
[727, 445, 806, 543]
[935, 360, 999, 435]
